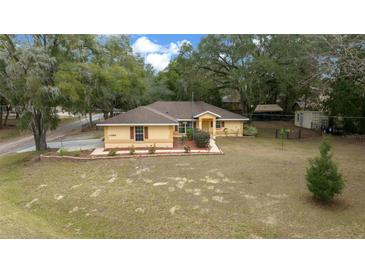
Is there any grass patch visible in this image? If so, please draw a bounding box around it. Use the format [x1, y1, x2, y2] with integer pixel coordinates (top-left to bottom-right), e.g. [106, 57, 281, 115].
[0, 127, 29, 142]
[0, 131, 365, 238]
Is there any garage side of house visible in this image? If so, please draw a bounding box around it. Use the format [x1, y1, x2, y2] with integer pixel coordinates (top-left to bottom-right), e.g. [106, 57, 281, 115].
[104, 125, 174, 148]
[98, 106, 178, 149]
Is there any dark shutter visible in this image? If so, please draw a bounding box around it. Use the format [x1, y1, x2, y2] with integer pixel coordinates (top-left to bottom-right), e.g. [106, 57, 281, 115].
[130, 127, 134, 139]
[175, 125, 178, 131]
[222, 121, 225, 127]
[144, 127, 148, 139]
[211, 121, 213, 127]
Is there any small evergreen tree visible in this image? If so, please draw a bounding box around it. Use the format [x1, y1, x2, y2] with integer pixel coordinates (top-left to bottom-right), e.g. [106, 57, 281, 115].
[306, 139, 344, 202]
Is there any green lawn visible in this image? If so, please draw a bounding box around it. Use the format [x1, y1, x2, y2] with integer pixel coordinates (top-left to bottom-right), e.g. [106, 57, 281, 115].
[1, 135, 365, 238]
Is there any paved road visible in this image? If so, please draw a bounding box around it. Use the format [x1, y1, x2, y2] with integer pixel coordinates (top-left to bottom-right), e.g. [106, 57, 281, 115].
[0, 114, 103, 156]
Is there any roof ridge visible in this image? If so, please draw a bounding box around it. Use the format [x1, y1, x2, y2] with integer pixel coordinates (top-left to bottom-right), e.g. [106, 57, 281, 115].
[143, 106, 178, 122]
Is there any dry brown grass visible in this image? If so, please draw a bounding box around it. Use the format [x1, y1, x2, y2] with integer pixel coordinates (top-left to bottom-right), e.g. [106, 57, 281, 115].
[0, 132, 365, 238]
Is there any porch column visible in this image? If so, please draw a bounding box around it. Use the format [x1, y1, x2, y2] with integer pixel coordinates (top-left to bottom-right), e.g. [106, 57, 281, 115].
[198, 117, 202, 130]
[212, 117, 216, 137]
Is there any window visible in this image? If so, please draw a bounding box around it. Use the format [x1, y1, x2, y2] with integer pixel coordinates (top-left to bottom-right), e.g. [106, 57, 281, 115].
[178, 121, 192, 134]
[216, 121, 222, 129]
[135, 126, 144, 141]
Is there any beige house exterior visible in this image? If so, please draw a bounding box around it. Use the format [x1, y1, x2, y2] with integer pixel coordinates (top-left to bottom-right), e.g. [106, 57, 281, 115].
[97, 101, 249, 149]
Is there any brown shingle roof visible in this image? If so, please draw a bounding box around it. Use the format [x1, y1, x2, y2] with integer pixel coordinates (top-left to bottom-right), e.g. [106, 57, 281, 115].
[98, 101, 248, 126]
[148, 101, 247, 120]
[97, 106, 178, 125]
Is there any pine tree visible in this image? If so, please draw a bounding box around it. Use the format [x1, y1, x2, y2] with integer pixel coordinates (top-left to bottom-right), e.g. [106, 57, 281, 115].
[306, 139, 344, 202]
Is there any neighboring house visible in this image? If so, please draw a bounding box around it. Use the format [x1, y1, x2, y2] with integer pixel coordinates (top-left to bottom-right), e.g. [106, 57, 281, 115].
[222, 94, 242, 113]
[253, 104, 283, 120]
[294, 110, 329, 130]
[97, 101, 249, 149]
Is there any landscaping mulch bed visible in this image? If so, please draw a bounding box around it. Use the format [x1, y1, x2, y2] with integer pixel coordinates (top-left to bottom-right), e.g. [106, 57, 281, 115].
[40, 151, 223, 161]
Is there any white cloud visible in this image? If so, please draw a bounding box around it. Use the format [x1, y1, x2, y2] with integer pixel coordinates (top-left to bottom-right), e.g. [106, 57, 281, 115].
[145, 53, 171, 71]
[132, 36, 192, 72]
[132, 36, 162, 54]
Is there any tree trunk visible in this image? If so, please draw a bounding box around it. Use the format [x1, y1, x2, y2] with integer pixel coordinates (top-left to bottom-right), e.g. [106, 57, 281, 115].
[89, 112, 93, 128]
[103, 111, 108, 120]
[33, 130, 47, 151]
[0, 105, 3, 129]
[4, 106, 10, 127]
[32, 111, 47, 151]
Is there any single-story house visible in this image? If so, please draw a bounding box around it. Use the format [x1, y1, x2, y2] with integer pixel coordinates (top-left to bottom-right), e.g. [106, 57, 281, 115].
[97, 101, 249, 149]
[294, 110, 329, 130]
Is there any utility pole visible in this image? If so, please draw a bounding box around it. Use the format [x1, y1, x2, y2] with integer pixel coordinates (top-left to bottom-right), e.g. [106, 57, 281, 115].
[192, 91, 194, 140]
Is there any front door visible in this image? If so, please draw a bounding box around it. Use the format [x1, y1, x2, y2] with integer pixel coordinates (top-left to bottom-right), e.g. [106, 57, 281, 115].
[202, 120, 210, 133]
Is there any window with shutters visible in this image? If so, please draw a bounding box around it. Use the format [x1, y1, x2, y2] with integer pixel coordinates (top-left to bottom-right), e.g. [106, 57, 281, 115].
[216, 121, 222, 129]
[135, 126, 144, 141]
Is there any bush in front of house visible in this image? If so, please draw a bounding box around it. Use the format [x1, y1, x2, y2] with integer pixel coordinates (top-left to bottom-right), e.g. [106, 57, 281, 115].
[186, 128, 194, 140]
[148, 144, 156, 154]
[180, 135, 186, 144]
[108, 149, 118, 156]
[193, 129, 210, 148]
[58, 148, 81, 157]
[244, 126, 258, 136]
[129, 145, 135, 155]
[306, 138, 344, 202]
[184, 144, 191, 153]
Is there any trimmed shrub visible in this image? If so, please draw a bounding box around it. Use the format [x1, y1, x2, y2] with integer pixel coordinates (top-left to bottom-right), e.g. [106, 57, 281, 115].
[193, 129, 210, 148]
[244, 126, 258, 136]
[108, 149, 117, 156]
[129, 145, 135, 155]
[58, 148, 66, 156]
[223, 128, 228, 136]
[180, 135, 186, 144]
[148, 144, 156, 154]
[184, 144, 191, 153]
[186, 128, 194, 140]
[58, 148, 81, 157]
[306, 139, 344, 202]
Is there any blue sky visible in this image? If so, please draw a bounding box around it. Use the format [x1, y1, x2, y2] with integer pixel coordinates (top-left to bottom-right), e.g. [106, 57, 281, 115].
[130, 34, 206, 71]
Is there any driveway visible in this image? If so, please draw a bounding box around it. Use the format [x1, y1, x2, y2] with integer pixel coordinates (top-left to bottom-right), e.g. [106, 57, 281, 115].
[0, 114, 103, 156]
[17, 138, 103, 153]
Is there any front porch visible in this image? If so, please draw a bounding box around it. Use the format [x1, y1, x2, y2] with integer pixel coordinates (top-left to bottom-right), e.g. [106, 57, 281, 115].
[174, 113, 218, 138]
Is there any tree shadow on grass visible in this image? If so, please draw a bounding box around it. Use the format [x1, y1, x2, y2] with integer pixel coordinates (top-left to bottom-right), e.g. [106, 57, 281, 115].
[303, 194, 351, 212]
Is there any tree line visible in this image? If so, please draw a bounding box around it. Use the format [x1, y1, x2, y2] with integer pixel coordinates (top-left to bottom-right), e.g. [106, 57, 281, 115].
[157, 35, 365, 132]
[0, 35, 145, 150]
[1, 34, 365, 151]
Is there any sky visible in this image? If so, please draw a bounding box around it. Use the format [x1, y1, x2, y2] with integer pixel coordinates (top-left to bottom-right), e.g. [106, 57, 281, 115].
[130, 34, 205, 72]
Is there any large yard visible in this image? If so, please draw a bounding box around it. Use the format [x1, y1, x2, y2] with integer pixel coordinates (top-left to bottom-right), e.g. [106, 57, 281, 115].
[1, 133, 365, 238]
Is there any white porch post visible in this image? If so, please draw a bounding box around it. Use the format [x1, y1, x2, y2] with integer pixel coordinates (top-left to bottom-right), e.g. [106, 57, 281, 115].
[212, 117, 216, 137]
